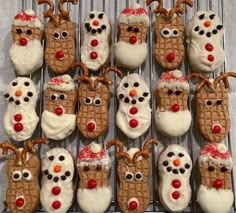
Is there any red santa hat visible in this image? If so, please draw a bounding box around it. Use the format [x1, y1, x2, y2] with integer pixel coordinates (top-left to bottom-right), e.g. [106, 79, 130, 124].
[118, 3, 149, 26]
[48, 75, 75, 92]
[156, 70, 189, 91]
[13, 9, 43, 30]
[77, 142, 111, 169]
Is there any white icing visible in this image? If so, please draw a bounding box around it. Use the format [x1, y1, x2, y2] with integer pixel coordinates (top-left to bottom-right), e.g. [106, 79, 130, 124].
[127, 197, 139, 208]
[9, 39, 43, 75]
[172, 70, 183, 79]
[91, 143, 101, 154]
[186, 11, 224, 73]
[116, 74, 151, 139]
[197, 185, 234, 213]
[114, 41, 147, 69]
[24, 9, 35, 16]
[126, 148, 142, 161]
[48, 75, 75, 92]
[81, 11, 111, 71]
[77, 186, 112, 213]
[217, 143, 228, 154]
[41, 148, 75, 213]
[15, 196, 25, 209]
[158, 145, 192, 212]
[155, 108, 192, 138]
[41, 110, 76, 140]
[3, 78, 39, 142]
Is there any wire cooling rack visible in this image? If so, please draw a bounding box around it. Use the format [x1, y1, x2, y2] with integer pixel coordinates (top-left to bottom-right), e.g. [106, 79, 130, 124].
[0, 0, 236, 212]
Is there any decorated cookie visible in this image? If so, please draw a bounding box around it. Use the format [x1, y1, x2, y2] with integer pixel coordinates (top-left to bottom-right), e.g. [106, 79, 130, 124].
[41, 75, 77, 140]
[187, 72, 236, 142]
[158, 144, 192, 212]
[73, 62, 122, 139]
[81, 11, 111, 71]
[146, 0, 193, 70]
[3, 77, 39, 142]
[186, 11, 224, 73]
[197, 143, 234, 213]
[0, 138, 48, 213]
[116, 73, 151, 139]
[114, 4, 149, 69]
[77, 142, 111, 213]
[9, 9, 44, 75]
[38, 0, 77, 73]
[40, 148, 75, 213]
[106, 138, 158, 213]
[155, 70, 191, 137]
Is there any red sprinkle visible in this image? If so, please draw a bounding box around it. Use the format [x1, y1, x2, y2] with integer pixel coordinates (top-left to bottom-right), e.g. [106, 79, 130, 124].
[130, 107, 138, 115]
[208, 55, 214, 62]
[52, 201, 61, 209]
[52, 187, 61, 195]
[205, 43, 213, 51]
[172, 191, 180, 200]
[172, 179, 181, 188]
[90, 52, 98, 59]
[129, 119, 138, 128]
[14, 123, 23, 132]
[91, 39, 99, 47]
[14, 114, 22, 122]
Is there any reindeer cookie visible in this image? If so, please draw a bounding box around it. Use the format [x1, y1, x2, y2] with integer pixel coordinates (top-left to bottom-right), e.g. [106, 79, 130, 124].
[116, 73, 151, 139]
[41, 75, 77, 140]
[73, 62, 122, 139]
[9, 9, 44, 75]
[197, 143, 234, 213]
[77, 142, 111, 213]
[114, 4, 149, 69]
[81, 11, 111, 71]
[186, 11, 224, 73]
[3, 77, 39, 142]
[41, 148, 75, 213]
[0, 138, 48, 213]
[158, 144, 192, 212]
[188, 72, 236, 142]
[38, 0, 77, 73]
[146, 0, 193, 70]
[107, 138, 158, 213]
[155, 70, 191, 137]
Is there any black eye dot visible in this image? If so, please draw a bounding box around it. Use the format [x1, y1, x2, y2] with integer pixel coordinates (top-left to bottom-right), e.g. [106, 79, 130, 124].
[49, 156, 54, 161]
[15, 100, 20, 105]
[16, 29, 22, 34]
[124, 83, 129, 88]
[12, 82, 17, 86]
[54, 177, 59, 182]
[216, 100, 222, 105]
[91, 29, 97, 34]
[14, 174, 20, 179]
[194, 26, 200, 31]
[131, 99, 136, 104]
[208, 166, 215, 172]
[126, 174, 133, 180]
[51, 95, 56, 101]
[4, 93, 9, 98]
[221, 167, 228, 173]
[199, 30, 205, 35]
[65, 171, 71, 176]
[26, 29, 32, 35]
[23, 172, 29, 178]
[101, 25, 106, 30]
[138, 97, 144, 102]
[119, 94, 124, 99]
[163, 30, 169, 35]
[62, 31, 68, 38]
[59, 156, 65, 161]
[61, 175, 66, 180]
[206, 32, 211, 37]
[217, 25, 223, 30]
[167, 152, 174, 157]
[127, 26, 133, 32]
[98, 13, 104, 19]
[124, 97, 130, 103]
[199, 14, 205, 19]
[9, 97, 14, 102]
[173, 169, 178, 174]
[97, 28, 102, 33]
[95, 99, 101, 105]
[90, 13, 95, 19]
[143, 92, 149, 97]
[27, 92, 33, 97]
[84, 166, 90, 171]
[178, 153, 184, 157]
[167, 167, 172, 172]
[168, 89, 173, 95]
[60, 95, 65, 100]
[175, 91, 182, 96]
[53, 32, 60, 39]
[97, 165, 102, 171]
[206, 100, 212, 106]
[185, 164, 190, 169]
[44, 170, 49, 175]
[212, 29, 218, 34]
[23, 81, 29, 87]
[180, 168, 185, 174]
[24, 97, 29, 102]
[135, 173, 142, 179]
[173, 30, 178, 35]
[163, 161, 168, 166]
[209, 14, 215, 20]
[133, 82, 139, 87]
[134, 27, 139, 33]
[48, 174, 53, 180]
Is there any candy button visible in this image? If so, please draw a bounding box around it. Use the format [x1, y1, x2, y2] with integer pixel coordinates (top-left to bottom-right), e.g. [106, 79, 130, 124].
[130, 107, 138, 115]
[205, 43, 213, 51]
[15, 90, 22, 97]
[129, 36, 137, 44]
[208, 55, 214, 62]
[173, 159, 180, 167]
[129, 201, 138, 210]
[171, 104, 180, 112]
[214, 179, 223, 189]
[91, 39, 98, 47]
[167, 53, 175, 62]
[90, 52, 98, 59]
[14, 114, 22, 122]
[93, 20, 100, 26]
[56, 51, 64, 60]
[204, 20, 211, 27]
[14, 123, 23, 132]
[172, 179, 181, 188]
[172, 191, 180, 200]
[16, 197, 25, 207]
[88, 179, 97, 189]
[52, 201, 61, 209]
[19, 38, 27, 46]
[55, 107, 63, 116]
[129, 119, 138, 128]
[52, 187, 61, 195]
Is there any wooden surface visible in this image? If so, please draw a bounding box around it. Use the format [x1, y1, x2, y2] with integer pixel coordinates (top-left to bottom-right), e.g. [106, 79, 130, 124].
[0, 0, 236, 212]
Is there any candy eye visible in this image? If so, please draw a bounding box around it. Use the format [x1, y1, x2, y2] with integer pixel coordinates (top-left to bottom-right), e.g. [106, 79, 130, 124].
[48, 156, 54, 161]
[221, 167, 228, 173]
[90, 13, 95, 19]
[127, 26, 133, 32]
[83, 166, 90, 171]
[167, 152, 174, 157]
[178, 153, 184, 157]
[172, 29, 179, 37]
[125, 172, 134, 181]
[12, 82, 17, 86]
[24, 81, 30, 86]
[94, 98, 101, 106]
[168, 89, 173, 95]
[22, 169, 32, 181]
[161, 28, 171, 38]
[59, 155, 65, 161]
[134, 27, 139, 33]
[61, 31, 69, 38]
[175, 91, 182, 96]
[124, 83, 129, 88]
[209, 14, 215, 20]
[205, 100, 212, 107]
[96, 165, 102, 171]
[53, 31, 60, 40]
[16, 29, 22, 34]
[208, 166, 215, 172]
[216, 99, 222, 105]
[27, 29, 32, 35]
[135, 172, 143, 181]
[51, 94, 57, 101]
[85, 97, 93, 105]
[133, 82, 139, 87]
[98, 13, 104, 19]
[12, 171, 22, 181]
[199, 13, 205, 20]
[59, 94, 66, 100]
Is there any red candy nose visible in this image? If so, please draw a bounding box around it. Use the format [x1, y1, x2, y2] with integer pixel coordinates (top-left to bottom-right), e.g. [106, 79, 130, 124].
[88, 179, 97, 189]
[87, 121, 96, 131]
[214, 179, 223, 189]
[55, 107, 63, 116]
[56, 51, 64, 60]
[129, 201, 138, 210]
[16, 197, 25, 207]
[167, 53, 175, 62]
[172, 104, 180, 112]
[129, 36, 137, 44]
[19, 38, 27, 46]
[212, 124, 221, 133]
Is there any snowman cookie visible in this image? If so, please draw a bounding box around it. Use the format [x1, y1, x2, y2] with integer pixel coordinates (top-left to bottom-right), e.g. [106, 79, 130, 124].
[3, 77, 39, 142]
[114, 3, 149, 69]
[77, 142, 112, 213]
[158, 144, 192, 212]
[116, 73, 151, 139]
[41, 75, 77, 140]
[40, 148, 75, 213]
[81, 11, 111, 71]
[186, 11, 224, 73]
[197, 143, 234, 213]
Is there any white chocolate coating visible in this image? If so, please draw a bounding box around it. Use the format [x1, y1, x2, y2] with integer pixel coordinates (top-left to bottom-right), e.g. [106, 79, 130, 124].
[48, 75, 75, 92]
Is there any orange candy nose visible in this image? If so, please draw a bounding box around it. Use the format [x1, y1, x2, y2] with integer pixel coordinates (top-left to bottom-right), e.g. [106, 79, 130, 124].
[15, 90, 22, 97]
[204, 20, 211, 27]
[173, 159, 181, 167]
[54, 165, 62, 173]
[93, 20, 100, 26]
[129, 90, 137, 97]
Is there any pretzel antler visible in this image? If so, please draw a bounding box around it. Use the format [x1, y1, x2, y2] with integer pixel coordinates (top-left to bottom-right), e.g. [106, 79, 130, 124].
[146, 0, 168, 15]
[133, 138, 158, 164]
[58, 0, 78, 19]
[0, 141, 21, 165]
[168, 0, 193, 18]
[187, 73, 213, 91]
[21, 138, 48, 164]
[106, 139, 132, 164]
[214, 72, 236, 88]
[38, 0, 58, 26]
